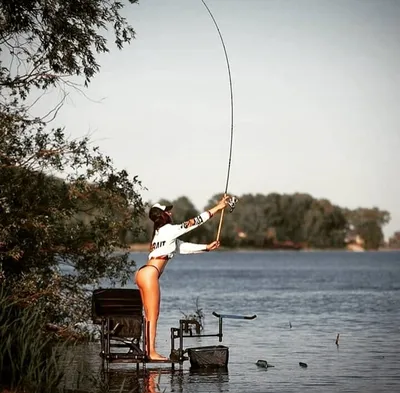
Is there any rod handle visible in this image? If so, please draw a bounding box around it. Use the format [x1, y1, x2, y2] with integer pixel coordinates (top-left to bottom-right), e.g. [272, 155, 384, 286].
[216, 207, 225, 242]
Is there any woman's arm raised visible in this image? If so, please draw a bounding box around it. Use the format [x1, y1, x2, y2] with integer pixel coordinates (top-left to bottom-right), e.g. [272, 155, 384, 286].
[167, 195, 230, 239]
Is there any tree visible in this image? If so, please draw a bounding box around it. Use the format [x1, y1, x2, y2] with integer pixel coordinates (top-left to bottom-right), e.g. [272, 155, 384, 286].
[388, 231, 400, 249]
[234, 193, 270, 247]
[345, 207, 390, 250]
[0, 118, 146, 323]
[284, 193, 313, 243]
[0, 0, 138, 99]
[0, 0, 144, 326]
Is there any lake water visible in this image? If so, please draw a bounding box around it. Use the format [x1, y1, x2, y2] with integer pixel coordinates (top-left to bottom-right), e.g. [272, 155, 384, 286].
[64, 250, 400, 393]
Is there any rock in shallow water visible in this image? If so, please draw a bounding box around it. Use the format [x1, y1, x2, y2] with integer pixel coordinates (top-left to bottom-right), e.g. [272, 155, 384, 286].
[256, 360, 274, 368]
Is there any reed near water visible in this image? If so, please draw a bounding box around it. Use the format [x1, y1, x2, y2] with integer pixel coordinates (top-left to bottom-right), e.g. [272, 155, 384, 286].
[0, 287, 67, 393]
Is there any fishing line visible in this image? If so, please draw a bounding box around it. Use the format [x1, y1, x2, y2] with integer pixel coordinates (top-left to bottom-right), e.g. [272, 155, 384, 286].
[200, 0, 235, 241]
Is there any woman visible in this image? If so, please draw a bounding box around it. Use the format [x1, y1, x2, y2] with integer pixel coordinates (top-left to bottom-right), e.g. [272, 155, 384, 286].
[135, 195, 230, 361]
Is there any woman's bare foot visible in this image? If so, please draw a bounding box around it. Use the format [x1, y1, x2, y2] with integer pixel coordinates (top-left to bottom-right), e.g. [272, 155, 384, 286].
[149, 351, 169, 361]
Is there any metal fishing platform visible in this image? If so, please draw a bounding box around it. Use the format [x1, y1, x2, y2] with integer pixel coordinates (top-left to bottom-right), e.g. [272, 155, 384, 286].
[92, 288, 256, 370]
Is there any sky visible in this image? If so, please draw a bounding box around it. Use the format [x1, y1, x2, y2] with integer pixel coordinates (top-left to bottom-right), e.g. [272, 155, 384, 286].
[35, 0, 400, 238]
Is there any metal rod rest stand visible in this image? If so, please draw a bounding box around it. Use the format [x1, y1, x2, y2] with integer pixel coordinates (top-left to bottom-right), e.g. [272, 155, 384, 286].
[170, 312, 258, 363]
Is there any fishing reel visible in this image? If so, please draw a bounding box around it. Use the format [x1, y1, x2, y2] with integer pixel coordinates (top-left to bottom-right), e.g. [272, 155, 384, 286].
[227, 196, 238, 213]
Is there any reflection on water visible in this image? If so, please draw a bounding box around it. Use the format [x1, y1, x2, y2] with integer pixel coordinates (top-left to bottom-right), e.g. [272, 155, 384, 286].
[94, 368, 229, 393]
[99, 369, 181, 393]
[99, 370, 142, 393]
[61, 344, 229, 393]
[185, 369, 229, 393]
[64, 366, 175, 393]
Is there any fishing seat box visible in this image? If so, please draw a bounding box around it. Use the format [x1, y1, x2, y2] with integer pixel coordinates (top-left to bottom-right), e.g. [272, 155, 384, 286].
[92, 288, 144, 363]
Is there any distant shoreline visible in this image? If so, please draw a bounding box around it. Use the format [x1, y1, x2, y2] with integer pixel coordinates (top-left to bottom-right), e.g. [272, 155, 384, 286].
[124, 243, 400, 253]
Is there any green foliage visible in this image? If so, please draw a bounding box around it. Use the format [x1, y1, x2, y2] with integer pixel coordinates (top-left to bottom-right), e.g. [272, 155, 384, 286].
[345, 208, 390, 250]
[0, 1, 146, 390]
[0, 286, 67, 393]
[0, 124, 145, 290]
[0, 0, 145, 327]
[0, 0, 139, 98]
[388, 231, 400, 249]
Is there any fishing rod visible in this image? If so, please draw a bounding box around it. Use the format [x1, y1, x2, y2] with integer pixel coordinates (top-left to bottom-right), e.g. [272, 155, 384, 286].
[200, 0, 238, 242]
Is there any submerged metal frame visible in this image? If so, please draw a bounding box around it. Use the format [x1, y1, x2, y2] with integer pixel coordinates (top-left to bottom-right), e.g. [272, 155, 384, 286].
[169, 312, 257, 370]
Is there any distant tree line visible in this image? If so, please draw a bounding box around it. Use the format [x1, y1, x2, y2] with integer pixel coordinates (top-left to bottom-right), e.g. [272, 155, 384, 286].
[125, 193, 391, 251]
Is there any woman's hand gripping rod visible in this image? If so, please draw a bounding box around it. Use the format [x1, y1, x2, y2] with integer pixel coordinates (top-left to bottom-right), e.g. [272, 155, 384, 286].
[216, 196, 239, 242]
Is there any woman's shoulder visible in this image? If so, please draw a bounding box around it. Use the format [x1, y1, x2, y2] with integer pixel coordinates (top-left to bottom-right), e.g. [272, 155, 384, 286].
[159, 222, 185, 235]
[158, 223, 175, 233]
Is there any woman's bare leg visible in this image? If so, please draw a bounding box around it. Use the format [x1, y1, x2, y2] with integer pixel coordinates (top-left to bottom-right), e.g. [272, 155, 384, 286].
[135, 267, 167, 360]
